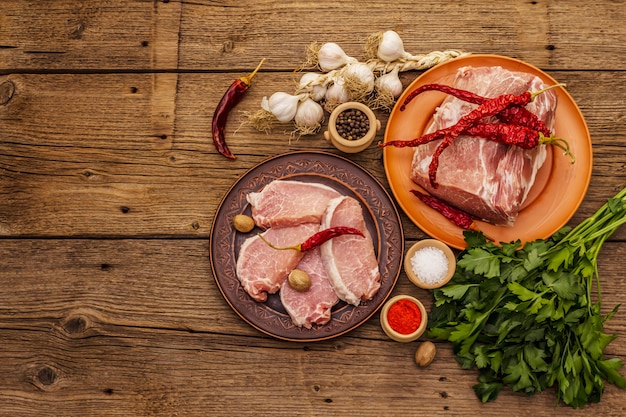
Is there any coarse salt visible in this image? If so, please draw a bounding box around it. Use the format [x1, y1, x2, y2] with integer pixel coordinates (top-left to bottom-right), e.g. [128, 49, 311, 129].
[411, 246, 448, 285]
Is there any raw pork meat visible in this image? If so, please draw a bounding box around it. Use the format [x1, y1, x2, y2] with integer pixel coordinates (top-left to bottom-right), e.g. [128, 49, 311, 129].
[410, 66, 556, 225]
[247, 180, 341, 229]
[280, 248, 339, 328]
[236, 222, 319, 302]
[320, 196, 380, 306]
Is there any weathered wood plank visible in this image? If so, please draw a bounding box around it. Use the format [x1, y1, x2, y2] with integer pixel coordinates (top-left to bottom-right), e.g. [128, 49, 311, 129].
[0, 0, 182, 72]
[1, 1, 625, 416]
[0, 239, 624, 416]
[1, 1, 624, 72]
[1, 70, 624, 238]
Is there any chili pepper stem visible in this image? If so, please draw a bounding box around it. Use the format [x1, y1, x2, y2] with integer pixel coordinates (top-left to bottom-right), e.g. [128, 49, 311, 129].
[257, 233, 302, 252]
[529, 83, 566, 100]
[240, 58, 266, 86]
[257, 226, 364, 252]
[540, 133, 576, 163]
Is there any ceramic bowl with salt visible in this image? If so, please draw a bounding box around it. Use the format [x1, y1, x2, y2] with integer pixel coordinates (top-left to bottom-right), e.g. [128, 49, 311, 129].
[404, 239, 456, 289]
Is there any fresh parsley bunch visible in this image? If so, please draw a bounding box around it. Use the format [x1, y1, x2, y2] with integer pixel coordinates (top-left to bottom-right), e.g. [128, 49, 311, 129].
[429, 186, 626, 408]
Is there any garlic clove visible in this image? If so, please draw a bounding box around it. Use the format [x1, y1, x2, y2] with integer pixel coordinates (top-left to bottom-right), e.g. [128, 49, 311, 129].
[375, 66, 403, 98]
[342, 62, 375, 94]
[317, 42, 357, 72]
[325, 80, 350, 104]
[260, 96, 270, 112]
[324, 80, 350, 112]
[267, 92, 303, 123]
[294, 98, 324, 131]
[377, 30, 409, 62]
[298, 72, 328, 102]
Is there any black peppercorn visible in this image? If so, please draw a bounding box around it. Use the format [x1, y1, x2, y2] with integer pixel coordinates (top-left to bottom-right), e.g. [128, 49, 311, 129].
[335, 108, 370, 140]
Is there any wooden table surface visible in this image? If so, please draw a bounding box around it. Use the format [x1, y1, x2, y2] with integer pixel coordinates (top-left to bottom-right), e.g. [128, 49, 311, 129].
[1, 1, 625, 416]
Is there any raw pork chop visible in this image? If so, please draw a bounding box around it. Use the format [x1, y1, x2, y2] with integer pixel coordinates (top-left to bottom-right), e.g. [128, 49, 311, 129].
[236, 222, 319, 302]
[320, 196, 380, 306]
[280, 248, 339, 328]
[247, 180, 341, 229]
[410, 66, 556, 225]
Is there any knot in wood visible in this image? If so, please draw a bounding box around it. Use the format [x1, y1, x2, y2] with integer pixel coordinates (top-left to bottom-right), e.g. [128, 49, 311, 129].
[37, 366, 58, 386]
[0, 80, 15, 105]
[63, 316, 88, 334]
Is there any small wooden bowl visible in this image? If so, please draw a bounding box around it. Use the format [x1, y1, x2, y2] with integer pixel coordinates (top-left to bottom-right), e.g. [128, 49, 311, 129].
[380, 295, 428, 343]
[404, 239, 456, 289]
[323, 102, 381, 153]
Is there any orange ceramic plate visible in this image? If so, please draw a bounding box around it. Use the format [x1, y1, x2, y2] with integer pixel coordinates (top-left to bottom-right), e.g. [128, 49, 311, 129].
[383, 54, 592, 249]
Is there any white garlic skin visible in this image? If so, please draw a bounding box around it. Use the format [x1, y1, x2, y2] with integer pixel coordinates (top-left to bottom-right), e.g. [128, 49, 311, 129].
[375, 66, 403, 97]
[294, 98, 324, 128]
[377, 30, 408, 62]
[317, 42, 356, 72]
[298, 72, 328, 102]
[325, 80, 350, 104]
[266, 92, 302, 123]
[343, 62, 375, 93]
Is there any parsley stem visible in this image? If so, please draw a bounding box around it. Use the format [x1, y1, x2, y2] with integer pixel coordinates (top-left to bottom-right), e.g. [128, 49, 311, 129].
[430, 186, 626, 407]
[584, 216, 626, 242]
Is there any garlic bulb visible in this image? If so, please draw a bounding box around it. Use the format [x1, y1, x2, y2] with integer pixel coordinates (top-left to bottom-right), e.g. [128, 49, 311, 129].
[375, 66, 403, 97]
[262, 92, 305, 123]
[325, 80, 350, 104]
[317, 42, 357, 72]
[297, 72, 328, 102]
[377, 30, 410, 62]
[294, 98, 324, 131]
[342, 62, 375, 93]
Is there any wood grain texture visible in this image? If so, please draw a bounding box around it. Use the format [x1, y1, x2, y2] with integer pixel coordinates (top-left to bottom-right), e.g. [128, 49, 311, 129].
[1, 71, 625, 238]
[0, 239, 624, 416]
[1, 1, 626, 416]
[1, 1, 625, 72]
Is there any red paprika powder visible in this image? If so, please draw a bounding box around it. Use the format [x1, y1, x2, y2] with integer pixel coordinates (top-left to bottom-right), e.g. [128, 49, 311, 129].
[386, 298, 422, 335]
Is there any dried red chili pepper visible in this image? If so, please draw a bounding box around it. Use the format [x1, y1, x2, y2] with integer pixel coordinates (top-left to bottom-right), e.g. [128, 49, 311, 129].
[400, 83, 484, 111]
[258, 226, 364, 252]
[410, 189, 476, 230]
[496, 105, 551, 136]
[427, 135, 454, 188]
[381, 122, 574, 161]
[411, 189, 495, 240]
[399, 83, 552, 136]
[212, 58, 265, 159]
[379, 129, 444, 149]
[426, 84, 563, 188]
[465, 123, 575, 160]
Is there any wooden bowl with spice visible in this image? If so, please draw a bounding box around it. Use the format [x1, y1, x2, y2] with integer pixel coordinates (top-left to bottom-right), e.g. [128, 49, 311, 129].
[380, 295, 428, 343]
[404, 239, 456, 289]
[324, 102, 381, 153]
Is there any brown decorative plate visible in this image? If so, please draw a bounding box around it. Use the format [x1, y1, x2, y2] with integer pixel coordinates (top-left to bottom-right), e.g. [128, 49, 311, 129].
[210, 151, 404, 342]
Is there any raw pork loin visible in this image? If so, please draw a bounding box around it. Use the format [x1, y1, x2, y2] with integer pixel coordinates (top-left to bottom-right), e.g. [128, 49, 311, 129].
[410, 66, 557, 225]
[320, 196, 380, 306]
[236, 222, 319, 302]
[280, 248, 339, 328]
[247, 180, 341, 229]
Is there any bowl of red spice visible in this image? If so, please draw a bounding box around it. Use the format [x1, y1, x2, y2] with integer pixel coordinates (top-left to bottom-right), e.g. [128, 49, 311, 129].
[379, 295, 427, 343]
[324, 102, 381, 153]
[404, 239, 456, 289]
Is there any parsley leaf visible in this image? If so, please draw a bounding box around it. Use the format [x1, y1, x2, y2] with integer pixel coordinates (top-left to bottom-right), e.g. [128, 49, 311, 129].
[428, 186, 626, 408]
[457, 248, 501, 277]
